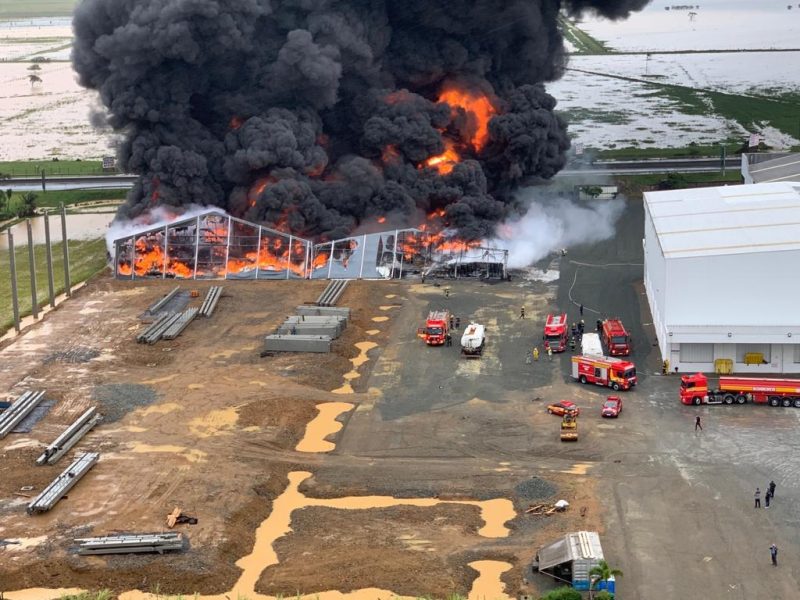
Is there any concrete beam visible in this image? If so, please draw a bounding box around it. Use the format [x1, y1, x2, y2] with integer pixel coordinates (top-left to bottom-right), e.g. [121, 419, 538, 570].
[264, 334, 332, 353]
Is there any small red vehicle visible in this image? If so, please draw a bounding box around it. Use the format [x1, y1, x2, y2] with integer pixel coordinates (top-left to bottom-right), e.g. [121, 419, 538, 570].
[601, 396, 622, 418]
[547, 400, 580, 417]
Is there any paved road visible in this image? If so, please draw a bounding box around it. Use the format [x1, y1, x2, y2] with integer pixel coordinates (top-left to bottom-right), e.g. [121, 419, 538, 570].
[3, 156, 739, 191]
[326, 192, 800, 599]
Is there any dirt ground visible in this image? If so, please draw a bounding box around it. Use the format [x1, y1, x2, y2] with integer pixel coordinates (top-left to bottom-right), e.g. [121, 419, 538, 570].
[0, 277, 404, 594]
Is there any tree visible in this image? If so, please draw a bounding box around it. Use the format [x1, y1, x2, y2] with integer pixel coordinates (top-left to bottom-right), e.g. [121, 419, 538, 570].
[29, 74, 43, 86]
[27, 63, 41, 71]
[539, 587, 582, 600]
[589, 559, 623, 599]
[17, 191, 37, 218]
[0, 189, 9, 215]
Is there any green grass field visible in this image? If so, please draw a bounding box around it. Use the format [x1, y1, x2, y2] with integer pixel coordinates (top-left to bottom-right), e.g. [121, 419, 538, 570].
[0, 0, 77, 18]
[5, 188, 127, 210]
[0, 237, 107, 335]
[0, 159, 110, 177]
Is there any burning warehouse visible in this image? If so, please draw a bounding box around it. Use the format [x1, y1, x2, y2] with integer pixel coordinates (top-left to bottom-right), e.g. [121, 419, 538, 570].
[74, 0, 651, 249]
[114, 210, 507, 281]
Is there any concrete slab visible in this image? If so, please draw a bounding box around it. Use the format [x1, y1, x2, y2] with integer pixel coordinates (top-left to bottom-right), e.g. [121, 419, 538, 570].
[284, 315, 347, 325]
[276, 323, 343, 337]
[264, 334, 332, 353]
[295, 305, 351, 321]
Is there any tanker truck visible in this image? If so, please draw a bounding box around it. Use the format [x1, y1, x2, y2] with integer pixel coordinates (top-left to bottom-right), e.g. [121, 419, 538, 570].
[680, 373, 800, 407]
[460, 322, 485, 358]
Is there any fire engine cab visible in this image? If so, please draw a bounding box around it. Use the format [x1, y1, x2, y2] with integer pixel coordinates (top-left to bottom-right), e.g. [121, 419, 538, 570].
[571, 354, 637, 391]
[601, 318, 631, 356]
[419, 310, 450, 346]
[543, 313, 569, 353]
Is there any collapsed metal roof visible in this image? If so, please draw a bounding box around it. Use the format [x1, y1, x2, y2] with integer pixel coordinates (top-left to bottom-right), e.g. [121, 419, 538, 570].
[113, 210, 508, 280]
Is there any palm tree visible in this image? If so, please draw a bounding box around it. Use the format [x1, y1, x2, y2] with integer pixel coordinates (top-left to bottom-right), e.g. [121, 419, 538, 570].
[589, 560, 623, 599]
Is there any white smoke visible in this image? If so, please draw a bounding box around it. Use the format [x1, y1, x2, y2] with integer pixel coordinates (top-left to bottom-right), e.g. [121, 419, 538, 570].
[105, 204, 225, 257]
[489, 189, 624, 268]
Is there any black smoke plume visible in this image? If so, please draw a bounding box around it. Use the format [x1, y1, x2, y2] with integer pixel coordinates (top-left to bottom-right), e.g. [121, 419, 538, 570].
[73, 0, 650, 241]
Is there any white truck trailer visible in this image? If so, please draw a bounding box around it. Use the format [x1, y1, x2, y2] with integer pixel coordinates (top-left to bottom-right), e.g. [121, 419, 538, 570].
[460, 323, 485, 358]
[581, 332, 603, 357]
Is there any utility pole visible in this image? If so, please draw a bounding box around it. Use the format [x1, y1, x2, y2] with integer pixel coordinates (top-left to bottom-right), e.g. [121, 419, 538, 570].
[8, 232, 21, 333]
[26, 219, 38, 320]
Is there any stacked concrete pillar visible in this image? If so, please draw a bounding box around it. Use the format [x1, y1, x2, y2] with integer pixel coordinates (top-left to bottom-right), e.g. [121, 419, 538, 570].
[265, 308, 349, 353]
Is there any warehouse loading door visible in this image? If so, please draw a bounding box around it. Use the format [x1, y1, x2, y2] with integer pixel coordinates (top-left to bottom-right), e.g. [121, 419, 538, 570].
[679, 343, 713, 363]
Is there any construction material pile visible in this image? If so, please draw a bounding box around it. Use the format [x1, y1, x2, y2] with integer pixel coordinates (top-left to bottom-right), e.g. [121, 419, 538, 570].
[137, 286, 223, 344]
[264, 306, 351, 354]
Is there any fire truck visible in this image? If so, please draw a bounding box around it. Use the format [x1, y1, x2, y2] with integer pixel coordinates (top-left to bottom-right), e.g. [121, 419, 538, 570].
[680, 373, 800, 407]
[601, 318, 631, 356]
[571, 355, 638, 391]
[419, 310, 450, 346]
[543, 313, 569, 353]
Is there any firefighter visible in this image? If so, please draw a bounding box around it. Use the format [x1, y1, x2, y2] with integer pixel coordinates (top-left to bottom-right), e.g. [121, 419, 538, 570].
[520, 306, 526, 319]
[571, 323, 578, 338]
[455, 316, 461, 329]
[569, 336, 576, 351]
[449, 315, 454, 330]
[578, 319, 585, 334]
[596, 319, 602, 332]
[533, 347, 539, 361]
[547, 347, 553, 361]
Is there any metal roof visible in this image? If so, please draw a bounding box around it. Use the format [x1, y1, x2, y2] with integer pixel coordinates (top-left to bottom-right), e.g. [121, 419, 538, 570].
[748, 153, 800, 183]
[537, 531, 604, 571]
[644, 182, 800, 259]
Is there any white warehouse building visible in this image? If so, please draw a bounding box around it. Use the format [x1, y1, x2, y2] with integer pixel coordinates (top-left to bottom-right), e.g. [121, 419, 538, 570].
[644, 182, 800, 374]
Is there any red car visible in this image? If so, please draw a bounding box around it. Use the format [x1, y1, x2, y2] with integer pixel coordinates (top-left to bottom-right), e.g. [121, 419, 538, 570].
[601, 396, 622, 418]
[547, 400, 580, 417]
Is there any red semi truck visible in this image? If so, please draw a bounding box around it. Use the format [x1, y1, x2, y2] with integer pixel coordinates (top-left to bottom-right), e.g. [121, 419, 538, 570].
[543, 313, 569, 353]
[601, 318, 631, 356]
[680, 373, 800, 407]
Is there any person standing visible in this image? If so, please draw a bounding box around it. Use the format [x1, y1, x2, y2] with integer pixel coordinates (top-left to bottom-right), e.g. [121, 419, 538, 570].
[533, 347, 539, 362]
[770, 543, 778, 566]
[755, 487, 761, 508]
[520, 306, 525, 319]
[579, 303, 584, 316]
[445, 333, 452, 347]
[596, 319, 602, 332]
[547, 347, 553, 362]
[695, 415, 702, 431]
[765, 489, 772, 508]
[449, 315, 454, 330]
[455, 316, 461, 329]
[770, 480, 776, 497]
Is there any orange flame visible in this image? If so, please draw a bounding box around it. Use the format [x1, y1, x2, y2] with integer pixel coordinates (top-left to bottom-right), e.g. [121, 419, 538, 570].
[377, 216, 387, 224]
[249, 177, 275, 208]
[439, 85, 496, 150]
[381, 145, 401, 164]
[424, 139, 459, 174]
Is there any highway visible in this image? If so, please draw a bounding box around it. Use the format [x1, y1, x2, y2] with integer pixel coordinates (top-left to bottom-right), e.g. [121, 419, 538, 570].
[3, 157, 740, 191]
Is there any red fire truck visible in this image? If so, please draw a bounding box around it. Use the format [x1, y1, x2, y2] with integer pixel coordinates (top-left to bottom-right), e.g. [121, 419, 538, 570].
[543, 313, 569, 353]
[419, 310, 450, 346]
[571, 355, 637, 391]
[680, 373, 800, 407]
[601, 318, 631, 356]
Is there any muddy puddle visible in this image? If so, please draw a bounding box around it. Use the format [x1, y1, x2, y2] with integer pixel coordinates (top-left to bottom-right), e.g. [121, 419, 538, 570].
[332, 340, 378, 394]
[295, 402, 354, 452]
